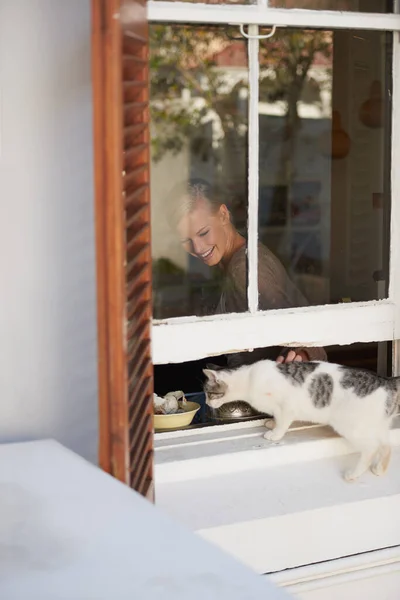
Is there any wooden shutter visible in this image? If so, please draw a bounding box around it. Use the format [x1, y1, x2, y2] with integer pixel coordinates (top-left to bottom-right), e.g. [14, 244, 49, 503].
[92, 0, 154, 500]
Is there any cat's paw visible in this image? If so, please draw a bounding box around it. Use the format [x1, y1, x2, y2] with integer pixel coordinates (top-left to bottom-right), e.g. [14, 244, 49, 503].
[343, 469, 359, 482]
[264, 429, 284, 442]
[370, 463, 385, 476]
[264, 419, 275, 430]
[370, 446, 391, 476]
[370, 458, 389, 477]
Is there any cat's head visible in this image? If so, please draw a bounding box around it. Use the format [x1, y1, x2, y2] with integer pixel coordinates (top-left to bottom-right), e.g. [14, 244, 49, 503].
[203, 368, 233, 409]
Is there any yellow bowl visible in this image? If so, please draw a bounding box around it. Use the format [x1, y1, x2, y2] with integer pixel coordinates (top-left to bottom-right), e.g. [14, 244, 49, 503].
[154, 401, 200, 432]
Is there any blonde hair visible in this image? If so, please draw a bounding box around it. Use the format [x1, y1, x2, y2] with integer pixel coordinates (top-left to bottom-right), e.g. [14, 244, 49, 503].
[166, 178, 224, 228]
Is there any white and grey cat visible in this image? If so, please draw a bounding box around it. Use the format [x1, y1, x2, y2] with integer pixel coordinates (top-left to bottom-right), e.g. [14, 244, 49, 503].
[203, 360, 400, 481]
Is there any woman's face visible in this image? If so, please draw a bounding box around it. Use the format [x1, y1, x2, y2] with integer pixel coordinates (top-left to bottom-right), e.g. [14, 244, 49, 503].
[177, 198, 231, 267]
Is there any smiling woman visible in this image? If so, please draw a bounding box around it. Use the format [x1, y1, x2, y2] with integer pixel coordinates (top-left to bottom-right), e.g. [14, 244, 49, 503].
[168, 179, 244, 269]
[166, 178, 248, 313]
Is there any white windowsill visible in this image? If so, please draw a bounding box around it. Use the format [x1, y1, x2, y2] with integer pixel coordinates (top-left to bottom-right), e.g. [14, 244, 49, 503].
[268, 545, 400, 596]
[155, 417, 400, 574]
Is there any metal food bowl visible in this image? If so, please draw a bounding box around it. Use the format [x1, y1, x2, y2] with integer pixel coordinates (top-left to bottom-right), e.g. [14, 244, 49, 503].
[207, 400, 265, 423]
[185, 393, 266, 424]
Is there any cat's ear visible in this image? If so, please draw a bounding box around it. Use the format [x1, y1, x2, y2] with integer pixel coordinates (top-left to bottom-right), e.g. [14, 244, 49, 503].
[203, 369, 219, 383]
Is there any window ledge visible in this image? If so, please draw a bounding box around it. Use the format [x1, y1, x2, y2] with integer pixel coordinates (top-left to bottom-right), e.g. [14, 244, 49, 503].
[155, 418, 400, 573]
[268, 545, 400, 596]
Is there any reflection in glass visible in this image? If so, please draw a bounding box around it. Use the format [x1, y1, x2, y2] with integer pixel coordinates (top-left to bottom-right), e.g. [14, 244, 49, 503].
[150, 25, 249, 319]
[269, 0, 392, 12]
[258, 28, 391, 307]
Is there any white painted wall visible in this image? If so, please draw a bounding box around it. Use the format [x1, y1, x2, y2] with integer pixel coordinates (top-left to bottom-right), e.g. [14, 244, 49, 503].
[0, 0, 97, 462]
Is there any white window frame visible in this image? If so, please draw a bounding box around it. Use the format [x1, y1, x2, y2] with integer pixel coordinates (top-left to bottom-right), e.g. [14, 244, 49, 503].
[149, 1, 400, 368]
[150, 6, 400, 576]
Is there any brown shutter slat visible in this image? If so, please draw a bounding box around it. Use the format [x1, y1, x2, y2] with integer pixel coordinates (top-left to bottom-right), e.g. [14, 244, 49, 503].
[127, 302, 149, 340]
[130, 438, 153, 497]
[130, 431, 152, 491]
[124, 142, 148, 158]
[126, 224, 149, 254]
[126, 265, 149, 301]
[124, 104, 149, 126]
[128, 358, 152, 400]
[129, 378, 152, 434]
[126, 245, 148, 277]
[126, 200, 147, 226]
[124, 166, 148, 185]
[125, 171, 148, 194]
[124, 124, 147, 147]
[124, 83, 147, 103]
[128, 342, 151, 386]
[92, 0, 154, 501]
[125, 104, 147, 116]
[127, 285, 149, 321]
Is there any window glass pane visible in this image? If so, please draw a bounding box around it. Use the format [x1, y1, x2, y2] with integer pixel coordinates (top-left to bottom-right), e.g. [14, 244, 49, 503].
[269, 0, 393, 12]
[258, 28, 391, 308]
[150, 25, 249, 319]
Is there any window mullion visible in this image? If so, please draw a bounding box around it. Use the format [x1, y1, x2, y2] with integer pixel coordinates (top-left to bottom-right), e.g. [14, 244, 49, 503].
[391, 8, 400, 374]
[389, 35, 400, 312]
[247, 25, 260, 314]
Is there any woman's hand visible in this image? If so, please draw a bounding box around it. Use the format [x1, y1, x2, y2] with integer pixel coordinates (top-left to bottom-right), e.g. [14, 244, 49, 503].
[276, 349, 309, 364]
